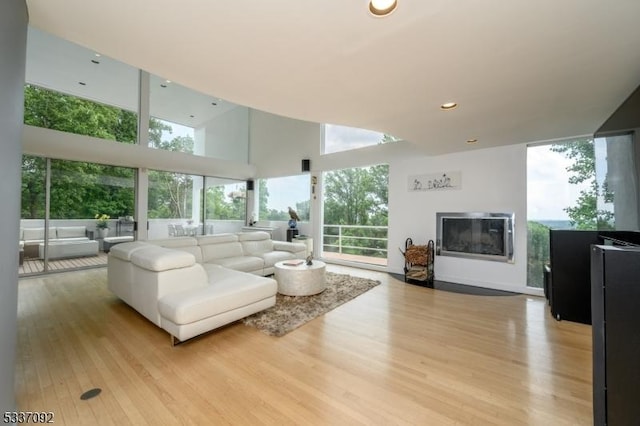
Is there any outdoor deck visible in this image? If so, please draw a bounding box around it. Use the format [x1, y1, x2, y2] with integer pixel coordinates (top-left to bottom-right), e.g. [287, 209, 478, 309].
[322, 251, 388, 266]
[19, 252, 108, 276]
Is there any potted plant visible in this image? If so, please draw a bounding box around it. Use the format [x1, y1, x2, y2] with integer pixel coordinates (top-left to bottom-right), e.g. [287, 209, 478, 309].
[95, 213, 110, 238]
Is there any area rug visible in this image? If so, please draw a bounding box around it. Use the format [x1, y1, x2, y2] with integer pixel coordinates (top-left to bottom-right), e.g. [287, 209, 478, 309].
[242, 272, 380, 336]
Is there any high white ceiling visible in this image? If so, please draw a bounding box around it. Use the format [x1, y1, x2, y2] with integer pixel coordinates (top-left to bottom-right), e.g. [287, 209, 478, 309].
[25, 0, 640, 155]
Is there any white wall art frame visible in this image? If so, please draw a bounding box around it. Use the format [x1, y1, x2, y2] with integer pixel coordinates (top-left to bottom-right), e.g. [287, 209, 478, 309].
[408, 171, 462, 191]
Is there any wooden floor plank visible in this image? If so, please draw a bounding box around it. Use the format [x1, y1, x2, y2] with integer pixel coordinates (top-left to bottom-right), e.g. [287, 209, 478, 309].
[15, 266, 592, 425]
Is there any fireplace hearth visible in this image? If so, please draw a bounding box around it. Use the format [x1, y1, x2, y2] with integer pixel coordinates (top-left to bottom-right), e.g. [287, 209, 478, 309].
[436, 212, 514, 263]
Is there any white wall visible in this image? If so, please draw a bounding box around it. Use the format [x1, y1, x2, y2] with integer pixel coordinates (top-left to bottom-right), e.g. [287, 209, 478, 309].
[249, 109, 321, 177]
[388, 144, 531, 294]
[202, 106, 249, 163]
[248, 110, 533, 293]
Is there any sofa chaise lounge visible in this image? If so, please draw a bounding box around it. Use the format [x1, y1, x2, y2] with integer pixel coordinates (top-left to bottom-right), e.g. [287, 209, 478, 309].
[107, 231, 306, 344]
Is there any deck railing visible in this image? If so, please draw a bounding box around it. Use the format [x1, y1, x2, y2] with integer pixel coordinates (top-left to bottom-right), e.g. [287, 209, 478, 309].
[322, 224, 388, 260]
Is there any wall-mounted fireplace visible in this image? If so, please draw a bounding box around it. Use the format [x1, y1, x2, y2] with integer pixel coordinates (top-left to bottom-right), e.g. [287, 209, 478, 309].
[436, 212, 514, 263]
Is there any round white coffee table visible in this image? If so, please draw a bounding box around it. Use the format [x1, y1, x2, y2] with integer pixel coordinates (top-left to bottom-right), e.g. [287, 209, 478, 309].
[274, 260, 327, 296]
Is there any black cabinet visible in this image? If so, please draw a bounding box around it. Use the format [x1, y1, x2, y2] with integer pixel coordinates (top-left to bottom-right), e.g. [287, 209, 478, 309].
[591, 245, 640, 425]
[548, 230, 640, 324]
[549, 230, 598, 324]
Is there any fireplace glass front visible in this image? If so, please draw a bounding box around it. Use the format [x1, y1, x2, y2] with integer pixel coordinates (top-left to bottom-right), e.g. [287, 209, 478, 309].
[436, 212, 514, 263]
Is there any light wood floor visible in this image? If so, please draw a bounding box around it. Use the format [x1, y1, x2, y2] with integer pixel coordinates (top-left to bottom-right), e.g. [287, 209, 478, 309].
[15, 266, 592, 425]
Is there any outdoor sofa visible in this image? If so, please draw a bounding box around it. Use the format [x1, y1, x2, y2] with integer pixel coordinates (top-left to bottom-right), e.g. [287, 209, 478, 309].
[20, 226, 98, 259]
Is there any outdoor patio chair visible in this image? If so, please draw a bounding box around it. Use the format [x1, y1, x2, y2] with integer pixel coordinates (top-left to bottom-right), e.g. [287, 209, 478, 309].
[174, 224, 186, 236]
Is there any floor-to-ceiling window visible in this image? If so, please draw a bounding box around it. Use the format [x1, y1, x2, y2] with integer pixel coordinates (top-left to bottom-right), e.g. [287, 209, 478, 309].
[204, 178, 247, 234]
[527, 139, 596, 288]
[321, 164, 388, 266]
[148, 173, 250, 239]
[20, 156, 136, 276]
[250, 175, 311, 241]
[21, 28, 140, 276]
[527, 135, 639, 288]
[254, 175, 310, 222]
[148, 171, 199, 239]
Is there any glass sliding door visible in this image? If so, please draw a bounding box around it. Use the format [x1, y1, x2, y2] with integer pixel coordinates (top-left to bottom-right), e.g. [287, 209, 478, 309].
[20, 155, 46, 274]
[49, 160, 135, 272]
[19, 156, 136, 276]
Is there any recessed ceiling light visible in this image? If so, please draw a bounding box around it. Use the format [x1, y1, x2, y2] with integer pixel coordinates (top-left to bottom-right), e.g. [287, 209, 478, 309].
[440, 102, 458, 110]
[466, 139, 478, 144]
[165, 80, 171, 84]
[369, 0, 398, 16]
[94, 53, 101, 57]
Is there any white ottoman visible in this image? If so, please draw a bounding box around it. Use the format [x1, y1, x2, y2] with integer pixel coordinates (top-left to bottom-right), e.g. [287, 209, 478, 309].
[38, 240, 99, 259]
[274, 260, 326, 296]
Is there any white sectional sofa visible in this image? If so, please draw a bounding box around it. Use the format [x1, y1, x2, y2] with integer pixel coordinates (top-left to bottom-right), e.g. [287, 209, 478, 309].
[107, 231, 305, 344]
[20, 226, 98, 259]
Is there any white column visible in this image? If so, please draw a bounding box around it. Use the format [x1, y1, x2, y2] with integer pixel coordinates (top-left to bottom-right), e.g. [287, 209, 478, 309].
[311, 172, 323, 257]
[136, 71, 150, 240]
[136, 168, 149, 240]
[192, 176, 203, 225]
[0, 0, 28, 414]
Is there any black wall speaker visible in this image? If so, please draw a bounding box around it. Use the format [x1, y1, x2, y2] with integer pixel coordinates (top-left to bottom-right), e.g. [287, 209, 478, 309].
[301, 159, 311, 172]
[246, 180, 254, 191]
